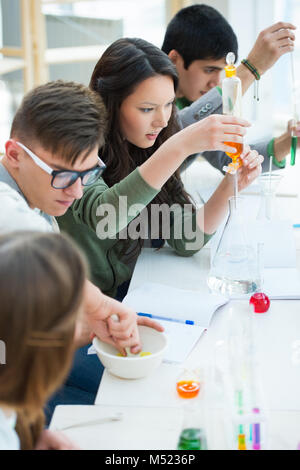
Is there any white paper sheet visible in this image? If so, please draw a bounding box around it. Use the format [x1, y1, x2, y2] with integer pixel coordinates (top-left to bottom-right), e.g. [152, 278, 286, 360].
[221, 268, 300, 301]
[262, 268, 300, 299]
[129, 246, 211, 292]
[123, 282, 228, 326]
[122, 282, 228, 363]
[247, 220, 297, 268]
[152, 321, 205, 364]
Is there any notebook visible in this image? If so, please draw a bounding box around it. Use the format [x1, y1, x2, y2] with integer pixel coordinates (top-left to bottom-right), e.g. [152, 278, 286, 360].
[122, 282, 228, 363]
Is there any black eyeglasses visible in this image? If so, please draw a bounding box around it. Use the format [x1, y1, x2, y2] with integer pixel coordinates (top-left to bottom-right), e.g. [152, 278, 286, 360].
[16, 141, 106, 189]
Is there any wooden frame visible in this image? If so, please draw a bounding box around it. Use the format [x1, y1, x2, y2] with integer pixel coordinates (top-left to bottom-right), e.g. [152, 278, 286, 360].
[0, 0, 34, 92]
[0, 0, 105, 91]
[1, 0, 176, 91]
[165, 0, 191, 21]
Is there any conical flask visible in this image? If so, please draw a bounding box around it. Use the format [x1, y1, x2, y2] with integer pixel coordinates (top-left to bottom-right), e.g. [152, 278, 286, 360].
[207, 197, 259, 296]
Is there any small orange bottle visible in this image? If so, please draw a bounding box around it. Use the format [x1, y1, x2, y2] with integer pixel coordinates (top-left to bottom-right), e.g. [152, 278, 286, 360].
[176, 369, 201, 399]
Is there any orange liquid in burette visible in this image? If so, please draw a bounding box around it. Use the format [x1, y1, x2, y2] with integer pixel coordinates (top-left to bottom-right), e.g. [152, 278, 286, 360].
[225, 142, 243, 169]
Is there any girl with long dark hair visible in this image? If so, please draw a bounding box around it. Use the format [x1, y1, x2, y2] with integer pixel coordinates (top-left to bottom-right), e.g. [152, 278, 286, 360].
[58, 38, 262, 298]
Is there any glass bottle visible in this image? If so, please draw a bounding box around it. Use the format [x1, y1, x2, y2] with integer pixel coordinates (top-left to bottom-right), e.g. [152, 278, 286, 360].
[207, 196, 259, 296]
[176, 369, 201, 399]
[177, 401, 207, 450]
[177, 427, 207, 450]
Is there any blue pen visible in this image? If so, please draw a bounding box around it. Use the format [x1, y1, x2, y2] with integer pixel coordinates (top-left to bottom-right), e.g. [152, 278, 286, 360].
[293, 224, 300, 228]
[138, 312, 194, 325]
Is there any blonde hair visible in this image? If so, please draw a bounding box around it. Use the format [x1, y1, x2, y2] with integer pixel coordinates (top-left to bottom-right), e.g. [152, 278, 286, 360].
[0, 231, 88, 448]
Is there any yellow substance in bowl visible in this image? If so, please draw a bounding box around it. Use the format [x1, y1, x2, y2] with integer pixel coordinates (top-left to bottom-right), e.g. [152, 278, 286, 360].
[117, 351, 151, 357]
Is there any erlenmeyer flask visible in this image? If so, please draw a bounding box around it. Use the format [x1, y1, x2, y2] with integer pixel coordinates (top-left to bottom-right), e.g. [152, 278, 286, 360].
[207, 197, 259, 296]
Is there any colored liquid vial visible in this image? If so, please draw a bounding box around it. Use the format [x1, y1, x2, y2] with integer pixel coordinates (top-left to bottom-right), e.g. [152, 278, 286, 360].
[176, 369, 202, 399]
[225, 143, 243, 173]
[176, 380, 201, 399]
[238, 433, 247, 450]
[252, 408, 261, 450]
[177, 428, 207, 450]
[225, 142, 243, 162]
[291, 136, 297, 166]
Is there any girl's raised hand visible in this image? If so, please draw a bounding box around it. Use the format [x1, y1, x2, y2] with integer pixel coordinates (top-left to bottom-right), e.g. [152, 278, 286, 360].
[181, 114, 251, 155]
[237, 145, 263, 191]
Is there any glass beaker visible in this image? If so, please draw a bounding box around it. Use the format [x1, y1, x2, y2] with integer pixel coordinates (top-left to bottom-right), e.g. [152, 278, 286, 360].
[177, 426, 207, 450]
[207, 197, 259, 296]
[176, 369, 202, 399]
[256, 173, 283, 221]
[177, 391, 208, 450]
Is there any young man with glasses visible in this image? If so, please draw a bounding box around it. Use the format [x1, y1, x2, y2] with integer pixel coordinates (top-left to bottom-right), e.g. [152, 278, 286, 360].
[2, 81, 107, 222]
[0, 80, 162, 431]
[14, 141, 106, 214]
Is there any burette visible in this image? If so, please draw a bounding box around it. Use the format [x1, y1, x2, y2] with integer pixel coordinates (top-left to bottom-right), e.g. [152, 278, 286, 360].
[290, 51, 298, 166]
[222, 52, 243, 198]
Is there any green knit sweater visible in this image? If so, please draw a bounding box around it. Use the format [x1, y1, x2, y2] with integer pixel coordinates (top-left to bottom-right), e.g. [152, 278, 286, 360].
[57, 168, 211, 297]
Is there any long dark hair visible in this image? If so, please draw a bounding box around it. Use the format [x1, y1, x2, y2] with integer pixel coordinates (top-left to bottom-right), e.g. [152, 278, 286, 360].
[90, 37, 192, 209]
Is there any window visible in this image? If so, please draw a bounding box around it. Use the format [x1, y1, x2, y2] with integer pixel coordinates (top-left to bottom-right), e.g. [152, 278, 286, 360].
[273, 0, 300, 132]
[228, 0, 299, 139]
[0, 0, 167, 151]
[43, 0, 166, 47]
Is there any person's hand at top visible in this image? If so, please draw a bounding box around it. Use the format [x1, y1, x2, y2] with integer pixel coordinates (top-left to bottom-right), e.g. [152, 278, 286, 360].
[181, 114, 251, 156]
[288, 118, 300, 140]
[246, 22, 296, 76]
[139, 114, 251, 190]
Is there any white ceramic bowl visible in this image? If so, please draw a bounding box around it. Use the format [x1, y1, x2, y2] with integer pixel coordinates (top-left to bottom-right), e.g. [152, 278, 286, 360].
[92, 325, 168, 379]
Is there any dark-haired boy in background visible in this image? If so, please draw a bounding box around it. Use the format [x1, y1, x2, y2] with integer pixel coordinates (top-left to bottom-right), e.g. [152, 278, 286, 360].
[162, 4, 297, 171]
